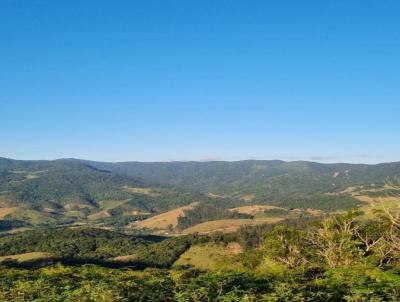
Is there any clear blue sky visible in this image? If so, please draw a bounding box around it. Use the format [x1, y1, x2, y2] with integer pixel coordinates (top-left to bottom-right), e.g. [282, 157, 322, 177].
[1, 1, 399, 163]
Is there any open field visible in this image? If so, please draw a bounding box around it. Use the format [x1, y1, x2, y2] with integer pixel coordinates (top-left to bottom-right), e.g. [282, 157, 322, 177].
[0, 252, 53, 263]
[131, 202, 198, 230]
[239, 194, 256, 202]
[353, 195, 400, 204]
[87, 210, 111, 221]
[123, 186, 160, 196]
[339, 184, 400, 204]
[229, 204, 282, 215]
[181, 217, 283, 235]
[359, 199, 400, 219]
[113, 254, 137, 261]
[98, 199, 130, 210]
[0, 207, 18, 218]
[174, 243, 242, 270]
[5, 208, 56, 224]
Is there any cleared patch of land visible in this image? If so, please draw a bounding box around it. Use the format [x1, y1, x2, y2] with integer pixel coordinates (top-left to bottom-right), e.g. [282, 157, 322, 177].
[174, 243, 242, 270]
[353, 195, 400, 204]
[131, 202, 198, 230]
[0, 207, 18, 218]
[229, 204, 281, 215]
[65, 210, 86, 217]
[181, 217, 283, 235]
[64, 203, 94, 210]
[239, 194, 256, 202]
[113, 254, 137, 261]
[6, 208, 56, 224]
[359, 199, 400, 219]
[98, 199, 130, 210]
[304, 208, 324, 216]
[339, 185, 400, 204]
[87, 210, 111, 221]
[123, 186, 160, 196]
[0, 252, 53, 263]
[207, 193, 227, 199]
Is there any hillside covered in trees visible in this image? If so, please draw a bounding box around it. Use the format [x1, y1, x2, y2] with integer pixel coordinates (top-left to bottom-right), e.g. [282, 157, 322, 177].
[1, 157, 400, 231]
[0, 204, 400, 301]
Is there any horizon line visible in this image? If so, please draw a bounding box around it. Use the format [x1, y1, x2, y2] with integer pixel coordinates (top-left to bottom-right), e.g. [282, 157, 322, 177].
[1, 156, 399, 166]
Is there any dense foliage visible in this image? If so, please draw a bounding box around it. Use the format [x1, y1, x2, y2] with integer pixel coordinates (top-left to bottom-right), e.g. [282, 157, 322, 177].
[1, 264, 398, 301]
[0, 228, 193, 268]
[0, 228, 148, 259]
[0, 159, 142, 207]
[0, 207, 400, 301]
[0, 219, 27, 231]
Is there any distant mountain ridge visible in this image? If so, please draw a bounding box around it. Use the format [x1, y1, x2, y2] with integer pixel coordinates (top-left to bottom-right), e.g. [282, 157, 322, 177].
[84, 158, 400, 196]
[0, 157, 211, 228]
[0, 157, 399, 229]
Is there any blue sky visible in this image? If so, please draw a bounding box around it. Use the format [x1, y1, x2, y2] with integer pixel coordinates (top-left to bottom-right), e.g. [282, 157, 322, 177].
[1, 1, 399, 163]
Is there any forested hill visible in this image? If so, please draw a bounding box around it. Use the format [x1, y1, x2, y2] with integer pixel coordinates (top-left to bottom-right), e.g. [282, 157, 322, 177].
[0, 158, 213, 227]
[1, 157, 400, 228]
[86, 159, 400, 199]
[0, 158, 145, 208]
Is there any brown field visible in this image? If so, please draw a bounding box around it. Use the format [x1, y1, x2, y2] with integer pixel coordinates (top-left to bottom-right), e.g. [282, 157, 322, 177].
[305, 208, 325, 216]
[65, 210, 86, 217]
[131, 202, 199, 230]
[181, 217, 283, 235]
[330, 185, 400, 205]
[87, 210, 111, 221]
[229, 204, 281, 215]
[207, 193, 227, 199]
[43, 207, 57, 213]
[0, 207, 18, 218]
[113, 254, 137, 261]
[353, 195, 400, 204]
[0, 252, 53, 263]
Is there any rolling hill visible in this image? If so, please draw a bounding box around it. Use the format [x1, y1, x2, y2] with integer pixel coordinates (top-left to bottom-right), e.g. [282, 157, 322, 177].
[1, 157, 400, 231]
[0, 158, 215, 228]
[86, 159, 400, 200]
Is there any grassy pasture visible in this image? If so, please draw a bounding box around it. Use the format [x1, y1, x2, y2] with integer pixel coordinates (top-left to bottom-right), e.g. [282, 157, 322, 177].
[123, 186, 160, 196]
[174, 243, 242, 270]
[229, 204, 282, 215]
[131, 203, 198, 230]
[0, 207, 17, 218]
[0, 252, 53, 263]
[181, 217, 283, 235]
